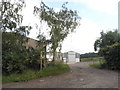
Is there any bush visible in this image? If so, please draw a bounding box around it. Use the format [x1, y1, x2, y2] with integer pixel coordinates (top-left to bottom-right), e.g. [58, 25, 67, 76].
[2, 32, 40, 75]
[2, 47, 41, 75]
[2, 51, 27, 75]
[99, 43, 120, 70]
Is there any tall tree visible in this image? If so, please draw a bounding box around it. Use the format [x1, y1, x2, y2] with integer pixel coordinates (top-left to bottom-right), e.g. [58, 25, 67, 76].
[1, 0, 32, 47]
[1, 0, 32, 51]
[1, 0, 32, 74]
[94, 30, 120, 51]
[1, 0, 23, 31]
[34, 2, 80, 61]
[94, 30, 120, 70]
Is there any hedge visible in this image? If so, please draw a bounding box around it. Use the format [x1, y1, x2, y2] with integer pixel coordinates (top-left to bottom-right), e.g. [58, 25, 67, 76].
[99, 43, 120, 70]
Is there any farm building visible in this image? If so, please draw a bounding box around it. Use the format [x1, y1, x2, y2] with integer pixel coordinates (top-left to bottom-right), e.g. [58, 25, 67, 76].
[22, 36, 80, 63]
[62, 51, 80, 63]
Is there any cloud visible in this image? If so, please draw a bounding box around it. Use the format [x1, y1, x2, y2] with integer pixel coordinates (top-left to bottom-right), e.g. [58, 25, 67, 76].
[62, 18, 101, 54]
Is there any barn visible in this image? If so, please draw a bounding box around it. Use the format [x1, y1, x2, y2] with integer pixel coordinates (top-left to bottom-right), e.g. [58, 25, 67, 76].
[63, 51, 80, 63]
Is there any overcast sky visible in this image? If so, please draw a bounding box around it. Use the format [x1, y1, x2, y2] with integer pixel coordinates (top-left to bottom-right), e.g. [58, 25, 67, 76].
[22, 0, 119, 54]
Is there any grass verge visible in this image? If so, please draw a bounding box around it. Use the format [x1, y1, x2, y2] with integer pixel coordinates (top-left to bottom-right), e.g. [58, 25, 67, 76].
[89, 61, 101, 69]
[2, 63, 70, 83]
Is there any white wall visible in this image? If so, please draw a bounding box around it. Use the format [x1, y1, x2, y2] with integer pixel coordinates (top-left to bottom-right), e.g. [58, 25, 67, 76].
[76, 58, 79, 62]
[68, 51, 76, 63]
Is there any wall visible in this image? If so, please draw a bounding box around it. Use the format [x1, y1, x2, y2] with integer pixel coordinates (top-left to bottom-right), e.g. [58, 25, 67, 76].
[68, 51, 76, 63]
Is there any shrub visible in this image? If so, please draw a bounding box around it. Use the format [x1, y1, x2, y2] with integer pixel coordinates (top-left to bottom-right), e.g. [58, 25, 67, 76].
[99, 43, 120, 70]
[2, 33, 40, 75]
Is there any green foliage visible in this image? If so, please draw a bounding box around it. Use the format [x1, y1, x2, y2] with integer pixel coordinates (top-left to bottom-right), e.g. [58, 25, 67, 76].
[94, 30, 120, 51]
[38, 62, 70, 77]
[99, 43, 120, 70]
[3, 63, 70, 83]
[89, 57, 105, 69]
[2, 70, 38, 83]
[2, 32, 26, 75]
[1, 0, 32, 75]
[2, 32, 41, 75]
[94, 30, 120, 70]
[1, 0, 25, 31]
[80, 52, 98, 59]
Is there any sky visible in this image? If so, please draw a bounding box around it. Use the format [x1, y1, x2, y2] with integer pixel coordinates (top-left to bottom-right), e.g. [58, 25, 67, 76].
[22, 0, 119, 54]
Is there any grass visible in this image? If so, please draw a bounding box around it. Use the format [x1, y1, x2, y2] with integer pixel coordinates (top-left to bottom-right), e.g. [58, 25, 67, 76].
[2, 62, 70, 83]
[89, 61, 102, 69]
[89, 57, 109, 70]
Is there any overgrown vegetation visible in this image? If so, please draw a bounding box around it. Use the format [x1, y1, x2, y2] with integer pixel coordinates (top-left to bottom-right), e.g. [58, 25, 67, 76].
[2, 0, 78, 83]
[89, 61, 101, 69]
[94, 30, 120, 70]
[89, 57, 105, 69]
[1, 0, 34, 75]
[99, 43, 120, 70]
[3, 62, 70, 83]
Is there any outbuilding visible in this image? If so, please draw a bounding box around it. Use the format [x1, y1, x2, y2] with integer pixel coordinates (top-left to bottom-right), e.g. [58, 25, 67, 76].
[63, 51, 80, 63]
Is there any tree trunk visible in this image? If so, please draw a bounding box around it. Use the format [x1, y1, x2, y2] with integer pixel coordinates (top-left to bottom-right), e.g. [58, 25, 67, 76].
[53, 49, 56, 62]
[52, 41, 56, 62]
[44, 46, 47, 68]
[40, 52, 42, 70]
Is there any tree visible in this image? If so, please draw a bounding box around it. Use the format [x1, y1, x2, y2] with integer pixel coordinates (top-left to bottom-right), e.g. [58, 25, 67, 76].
[94, 30, 120, 51]
[36, 33, 47, 70]
[34, 2, 80, 62]
[94, 30, 120, 70]
[1, 0, 32, 74]
[1, 0, 23, 31]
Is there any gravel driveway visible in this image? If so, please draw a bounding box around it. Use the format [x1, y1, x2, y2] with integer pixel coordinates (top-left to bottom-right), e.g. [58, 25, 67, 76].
[2, 62, 118, 88]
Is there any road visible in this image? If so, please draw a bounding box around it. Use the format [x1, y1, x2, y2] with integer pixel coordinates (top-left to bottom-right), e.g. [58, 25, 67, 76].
[3, 62, 118, 88]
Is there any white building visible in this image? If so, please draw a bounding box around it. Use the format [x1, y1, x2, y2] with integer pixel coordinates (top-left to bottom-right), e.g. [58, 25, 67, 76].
[63, 51, 80, 63]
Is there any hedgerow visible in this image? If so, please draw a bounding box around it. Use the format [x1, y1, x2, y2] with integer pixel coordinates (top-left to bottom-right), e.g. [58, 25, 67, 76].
[99, 43, 120, 70]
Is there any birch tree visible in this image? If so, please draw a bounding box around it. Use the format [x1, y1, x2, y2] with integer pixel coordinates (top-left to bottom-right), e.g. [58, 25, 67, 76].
[34, 2, 80, 62]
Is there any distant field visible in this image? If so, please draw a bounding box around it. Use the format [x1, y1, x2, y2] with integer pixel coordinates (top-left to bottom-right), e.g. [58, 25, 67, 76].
[81, 57, 96, 62]
[81, 58, 93, 62]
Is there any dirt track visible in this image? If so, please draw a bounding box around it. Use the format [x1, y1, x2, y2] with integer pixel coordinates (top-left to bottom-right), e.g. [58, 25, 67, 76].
[3, 62, 118, 88]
